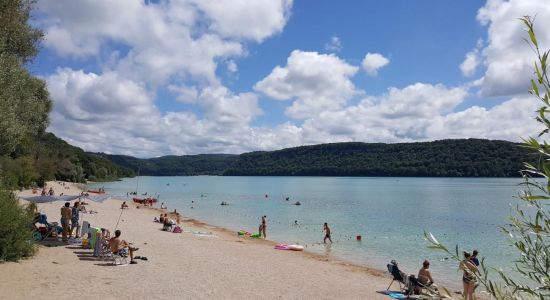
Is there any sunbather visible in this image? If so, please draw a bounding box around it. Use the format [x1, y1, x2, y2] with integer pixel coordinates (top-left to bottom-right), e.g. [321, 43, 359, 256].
[109, 230, 139, 264]
[418, 260, 435, 286]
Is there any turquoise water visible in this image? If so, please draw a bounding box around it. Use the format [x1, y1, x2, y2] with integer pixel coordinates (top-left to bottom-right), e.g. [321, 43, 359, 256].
[91, 176, 524, 287]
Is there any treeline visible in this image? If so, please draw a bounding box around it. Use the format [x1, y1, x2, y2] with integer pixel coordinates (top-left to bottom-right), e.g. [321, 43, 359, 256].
[1, 133, 135, 187]
[223, 139, 534, 177]
[93, 153, 237, 176]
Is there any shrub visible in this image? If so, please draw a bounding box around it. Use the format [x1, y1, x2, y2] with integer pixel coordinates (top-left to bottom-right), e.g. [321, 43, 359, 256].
[0, 188, 35, 261]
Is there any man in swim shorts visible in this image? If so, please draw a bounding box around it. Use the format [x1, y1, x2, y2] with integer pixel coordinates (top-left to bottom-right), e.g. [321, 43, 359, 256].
[109, 230, 139, 264]
[323, 222, 332, 244]
[60, 202, 72, 242]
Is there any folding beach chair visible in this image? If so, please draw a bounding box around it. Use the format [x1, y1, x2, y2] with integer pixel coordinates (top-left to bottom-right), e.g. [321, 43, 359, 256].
[387, 261, 405, 291]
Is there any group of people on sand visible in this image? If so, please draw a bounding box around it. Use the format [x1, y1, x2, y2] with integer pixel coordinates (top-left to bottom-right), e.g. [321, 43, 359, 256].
[390, 249, 480, 299]
[41, 186, 55, 196]
[58, 199, 141, 264]
[60, 201, 87, 241]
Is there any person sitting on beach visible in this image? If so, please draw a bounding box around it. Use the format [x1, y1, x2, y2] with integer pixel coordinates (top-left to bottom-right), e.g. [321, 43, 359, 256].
[418, 260, 435, 287]
[163, 217, 174, 231]
[159, 214, 165, 223]
[109, 230, 139, 264]
[101, 228, 111, 240]
[160, 202, 167, 209]
[323, 223, 333, 244]
[48, 187, 54, 196]
[121, 201, 129, 209]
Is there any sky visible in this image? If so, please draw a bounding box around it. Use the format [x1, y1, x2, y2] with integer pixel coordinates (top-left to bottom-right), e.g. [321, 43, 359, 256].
[31, 0, 550, 157]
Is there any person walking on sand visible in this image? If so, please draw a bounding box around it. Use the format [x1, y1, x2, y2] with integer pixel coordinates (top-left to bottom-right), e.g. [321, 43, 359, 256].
[259, 215, 267, 238]
[60, 202, 72, 242]
[323, 223, 332, 244]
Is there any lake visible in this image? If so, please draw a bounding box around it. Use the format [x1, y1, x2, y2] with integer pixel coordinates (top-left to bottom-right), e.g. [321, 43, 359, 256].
[91, 176, 525, 287]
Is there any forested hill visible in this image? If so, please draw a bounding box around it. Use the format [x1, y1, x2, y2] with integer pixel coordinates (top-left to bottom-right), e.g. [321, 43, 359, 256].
[93, 153, 237, 176]
[0, 133, 135, 187]
[222, 139, 534, 177]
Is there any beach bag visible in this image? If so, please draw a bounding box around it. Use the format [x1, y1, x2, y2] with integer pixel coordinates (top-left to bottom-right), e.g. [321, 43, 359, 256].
[173, 226, 182, 233]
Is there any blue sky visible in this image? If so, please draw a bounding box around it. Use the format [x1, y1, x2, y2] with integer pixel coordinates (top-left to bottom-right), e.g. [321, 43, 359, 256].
[33, 0, 549, 157]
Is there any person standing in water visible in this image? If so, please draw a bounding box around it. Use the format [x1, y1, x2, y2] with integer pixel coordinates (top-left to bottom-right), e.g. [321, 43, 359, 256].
[260, 215, 267, 238]
[323, 222, 332, 244]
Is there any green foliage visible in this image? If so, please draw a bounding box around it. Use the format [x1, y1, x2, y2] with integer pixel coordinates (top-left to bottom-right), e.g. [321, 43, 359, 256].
[0, 188, 35, 261]
[1, 133, 135, 187]
[0, 0, 51, 155]
[97, 153, 237, 176]
[426, 16, 550, 300]
[224, 139, 532, 177]
[0, 0, 43, 63]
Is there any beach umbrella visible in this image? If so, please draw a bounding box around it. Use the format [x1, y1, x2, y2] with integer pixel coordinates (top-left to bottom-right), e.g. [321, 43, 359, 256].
[21, 195, 80, 204]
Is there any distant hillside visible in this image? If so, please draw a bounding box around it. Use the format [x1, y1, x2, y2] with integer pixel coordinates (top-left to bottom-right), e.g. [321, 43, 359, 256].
[0, 133, 135, 187]
[93, 153, 238, 176]
[223, 139, 534, 177]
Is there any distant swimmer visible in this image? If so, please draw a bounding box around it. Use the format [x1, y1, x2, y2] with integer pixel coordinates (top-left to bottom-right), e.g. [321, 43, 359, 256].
[294, 220, 298, 225]
[323, 223, 333, 244]
[285, 197, 290, 201]
[294, 201, 301, 206]
[265, 194, 268, 198]
[221, 201, 228, 206]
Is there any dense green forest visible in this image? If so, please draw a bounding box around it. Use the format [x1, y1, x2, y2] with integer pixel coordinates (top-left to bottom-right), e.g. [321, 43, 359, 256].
[223, 139, 534, 177]
[94, 153, 237, 176]
[0, 133, 135, 187]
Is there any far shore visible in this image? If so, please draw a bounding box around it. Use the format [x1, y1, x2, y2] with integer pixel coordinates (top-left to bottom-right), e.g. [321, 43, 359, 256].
[1, 180, 489, 299]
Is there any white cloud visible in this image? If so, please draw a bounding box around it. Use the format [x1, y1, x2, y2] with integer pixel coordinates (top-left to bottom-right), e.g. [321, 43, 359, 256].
[361, 53, 390, 76]
[254, 50, 359, 119]
[227, 60, 238, 73]
[460, 40, 484, 77]
[190, 0, 293, 42]
[37, 0, 293, 85]
[473, 0, 550, 97]
[46, 69, 265, 157]
[36, 1, 545, 157]
[324, 36, 342, 52]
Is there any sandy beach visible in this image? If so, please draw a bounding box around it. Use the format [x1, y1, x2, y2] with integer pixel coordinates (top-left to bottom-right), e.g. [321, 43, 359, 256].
[0, 181, 475, 300]
[0, 181, 399, 300]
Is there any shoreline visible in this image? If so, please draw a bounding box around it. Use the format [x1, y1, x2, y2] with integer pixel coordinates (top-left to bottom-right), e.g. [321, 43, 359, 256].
[3, 180, 490, 299]
[136, 202, 389, 279]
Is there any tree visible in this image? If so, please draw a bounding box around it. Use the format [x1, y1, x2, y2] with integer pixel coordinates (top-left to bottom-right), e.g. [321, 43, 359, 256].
[0, 0, 51, 156]
[426, 16, 550, 299]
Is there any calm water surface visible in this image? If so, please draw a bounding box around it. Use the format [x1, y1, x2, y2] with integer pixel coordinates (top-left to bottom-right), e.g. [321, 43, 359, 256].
[91, 176, 524, 286]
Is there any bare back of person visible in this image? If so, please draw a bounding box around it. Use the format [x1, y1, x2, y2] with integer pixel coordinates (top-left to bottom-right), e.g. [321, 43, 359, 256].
[109, 237, 125, 253]
[418, 267, 432, 285]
